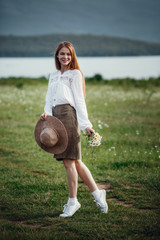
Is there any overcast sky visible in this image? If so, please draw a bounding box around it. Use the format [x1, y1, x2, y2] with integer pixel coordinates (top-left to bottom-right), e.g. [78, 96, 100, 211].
[0, 0, 160, 42]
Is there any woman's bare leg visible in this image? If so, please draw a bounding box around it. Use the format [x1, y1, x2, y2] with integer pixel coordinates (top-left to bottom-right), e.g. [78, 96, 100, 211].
[75, 160, 98, 192]
[63, 159, 78, 198]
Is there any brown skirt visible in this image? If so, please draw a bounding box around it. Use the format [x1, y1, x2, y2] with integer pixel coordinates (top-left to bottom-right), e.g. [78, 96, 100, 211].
[52, 104, 81, 161]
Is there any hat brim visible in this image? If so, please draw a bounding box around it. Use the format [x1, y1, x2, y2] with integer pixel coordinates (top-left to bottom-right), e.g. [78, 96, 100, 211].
[34, 116, 68, 154]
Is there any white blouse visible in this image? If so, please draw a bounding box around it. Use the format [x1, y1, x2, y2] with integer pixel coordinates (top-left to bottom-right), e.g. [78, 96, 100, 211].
[44, 69, 92, 131]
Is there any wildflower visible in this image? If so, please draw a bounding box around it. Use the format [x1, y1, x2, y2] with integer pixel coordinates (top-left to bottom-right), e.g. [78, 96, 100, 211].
[125, 133, 128, 136]
[136, 130, 139, 135]
[108, 147, 115, 152]
[111, 146, 115, 150]
[98, 124, 103, 129]
[88, 132, 102, 147]
[159, 156, 160, 159]
[97, 120, 109, 128]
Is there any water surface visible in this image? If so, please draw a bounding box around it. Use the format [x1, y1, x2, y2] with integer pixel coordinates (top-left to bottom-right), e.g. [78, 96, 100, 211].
[0, 56, 160, 79]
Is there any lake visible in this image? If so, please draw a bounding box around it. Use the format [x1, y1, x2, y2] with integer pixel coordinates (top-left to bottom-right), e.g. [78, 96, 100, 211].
[0, 56, 160, 79]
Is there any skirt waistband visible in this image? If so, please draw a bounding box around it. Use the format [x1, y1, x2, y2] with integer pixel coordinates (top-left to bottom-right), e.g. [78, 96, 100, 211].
[52, 104, 75, 115]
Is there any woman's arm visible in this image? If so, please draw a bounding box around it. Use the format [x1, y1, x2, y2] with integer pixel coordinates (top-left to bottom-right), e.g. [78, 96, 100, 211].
[44, 74, 53, 116]
[40, 74, 52, 120]
[71, 70, 95, 136]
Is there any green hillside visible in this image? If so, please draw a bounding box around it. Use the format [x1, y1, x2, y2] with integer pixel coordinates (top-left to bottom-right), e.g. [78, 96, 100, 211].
[0, 34, 160, 57]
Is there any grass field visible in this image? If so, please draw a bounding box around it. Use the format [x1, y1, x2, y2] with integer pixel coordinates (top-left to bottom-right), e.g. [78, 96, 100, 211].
[0, 78, 160, 240]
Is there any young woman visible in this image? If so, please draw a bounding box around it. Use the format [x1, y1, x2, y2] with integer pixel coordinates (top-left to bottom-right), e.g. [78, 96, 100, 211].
[40, 41, 108, 217]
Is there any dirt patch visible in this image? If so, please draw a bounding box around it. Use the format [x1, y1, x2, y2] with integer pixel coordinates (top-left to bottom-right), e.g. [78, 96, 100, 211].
[79, 182, 112, 192]
[107, 197, 118, 201]
[118, 202, 134, 207]
[123, 185, 141, 190]
[107, 197, 134, 207]
[16, 221, 46, 228]
[97, 182, 111, 191]
[0, 218, 52, 229]
[32, 170, 47, 176]
[124, 185, 133, 189]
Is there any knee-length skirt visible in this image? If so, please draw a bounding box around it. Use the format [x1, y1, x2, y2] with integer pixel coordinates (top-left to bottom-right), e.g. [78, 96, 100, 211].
[52, 104, 81, 161]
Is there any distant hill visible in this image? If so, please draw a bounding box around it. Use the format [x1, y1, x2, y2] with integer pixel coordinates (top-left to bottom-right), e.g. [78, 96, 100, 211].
[0, 34, 160, 57]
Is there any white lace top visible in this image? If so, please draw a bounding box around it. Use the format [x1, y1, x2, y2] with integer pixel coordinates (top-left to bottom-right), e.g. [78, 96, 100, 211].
[44, 69, 92, 131]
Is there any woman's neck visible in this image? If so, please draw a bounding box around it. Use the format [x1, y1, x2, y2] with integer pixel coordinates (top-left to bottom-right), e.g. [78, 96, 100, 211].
[60, 66, 70, 74]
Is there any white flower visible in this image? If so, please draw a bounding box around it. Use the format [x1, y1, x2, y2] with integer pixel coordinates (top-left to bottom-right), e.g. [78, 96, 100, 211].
[98, 124, 103, 129]
[108, 146, 115, 151]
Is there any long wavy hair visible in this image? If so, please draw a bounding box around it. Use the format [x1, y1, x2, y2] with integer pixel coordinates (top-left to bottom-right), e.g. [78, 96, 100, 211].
[54, 41, 86, 98]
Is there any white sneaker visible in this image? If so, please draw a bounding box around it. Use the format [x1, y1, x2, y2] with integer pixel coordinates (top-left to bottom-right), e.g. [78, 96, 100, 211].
[94, 189, 108, 213]
[59, 201, 81, 218]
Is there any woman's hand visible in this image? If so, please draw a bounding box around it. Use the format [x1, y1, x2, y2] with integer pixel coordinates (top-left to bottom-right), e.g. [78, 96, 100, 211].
[40, 113, 48, 121]
[85, 127, 95, 137]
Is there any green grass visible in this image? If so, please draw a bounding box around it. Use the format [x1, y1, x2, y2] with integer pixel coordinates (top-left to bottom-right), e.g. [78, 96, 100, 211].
[0, 78, 160, 240]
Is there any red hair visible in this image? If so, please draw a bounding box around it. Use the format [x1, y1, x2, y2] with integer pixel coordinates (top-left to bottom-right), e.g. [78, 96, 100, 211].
[54, 41, 86, 98]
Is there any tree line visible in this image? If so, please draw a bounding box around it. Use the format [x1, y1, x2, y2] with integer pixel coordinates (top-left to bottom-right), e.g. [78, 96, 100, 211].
[0, 34, 160, 57]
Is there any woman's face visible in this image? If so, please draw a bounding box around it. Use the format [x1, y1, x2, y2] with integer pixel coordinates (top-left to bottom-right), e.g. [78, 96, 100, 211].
[57, 47, 72, 67]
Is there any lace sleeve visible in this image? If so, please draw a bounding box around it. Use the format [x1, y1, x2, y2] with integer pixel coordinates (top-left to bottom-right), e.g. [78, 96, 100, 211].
[71, 70, 92, 131]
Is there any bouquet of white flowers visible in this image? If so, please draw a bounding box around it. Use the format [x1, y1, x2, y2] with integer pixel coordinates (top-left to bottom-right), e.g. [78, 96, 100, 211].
[88, 132, 102, 146]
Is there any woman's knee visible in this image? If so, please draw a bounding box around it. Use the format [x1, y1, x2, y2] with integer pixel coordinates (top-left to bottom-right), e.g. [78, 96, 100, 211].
[75, 159, 83, 169]
[63, 159, 76, 169]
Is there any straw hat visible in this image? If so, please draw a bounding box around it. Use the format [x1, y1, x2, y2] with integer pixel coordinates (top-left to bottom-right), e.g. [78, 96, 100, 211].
[34, 116, 68, 154]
